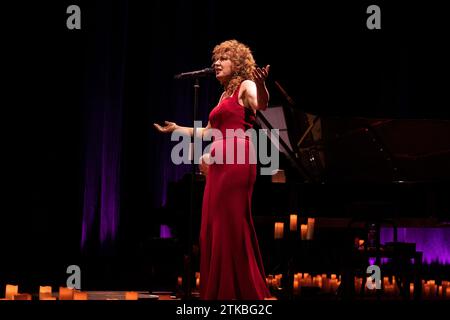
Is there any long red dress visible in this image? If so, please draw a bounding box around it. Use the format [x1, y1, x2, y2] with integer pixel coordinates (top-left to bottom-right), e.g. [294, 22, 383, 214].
[200, 83, 271, 300]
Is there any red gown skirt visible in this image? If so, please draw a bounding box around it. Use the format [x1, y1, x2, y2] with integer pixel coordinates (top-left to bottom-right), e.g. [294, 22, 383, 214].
[200, 137, 271, 300]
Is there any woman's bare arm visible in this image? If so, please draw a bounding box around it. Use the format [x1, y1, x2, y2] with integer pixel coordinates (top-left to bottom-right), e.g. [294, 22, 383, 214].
[154, 121, 211, 137]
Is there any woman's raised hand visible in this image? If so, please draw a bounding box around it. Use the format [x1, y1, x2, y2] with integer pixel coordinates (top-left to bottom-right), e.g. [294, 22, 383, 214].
[252, 64, 270, 85]
[153, 121, 178, 134]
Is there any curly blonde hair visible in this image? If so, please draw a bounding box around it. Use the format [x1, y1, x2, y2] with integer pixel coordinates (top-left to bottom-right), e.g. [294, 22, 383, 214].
[212, 40, 256, 96]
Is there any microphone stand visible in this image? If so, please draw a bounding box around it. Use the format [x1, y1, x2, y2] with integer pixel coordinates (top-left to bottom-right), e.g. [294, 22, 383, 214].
[184, 78, 200, 300]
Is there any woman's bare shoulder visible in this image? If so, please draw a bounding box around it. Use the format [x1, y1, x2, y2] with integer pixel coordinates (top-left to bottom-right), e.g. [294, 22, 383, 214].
[241, 79, 255, 88]
[239, 80, 255, 96]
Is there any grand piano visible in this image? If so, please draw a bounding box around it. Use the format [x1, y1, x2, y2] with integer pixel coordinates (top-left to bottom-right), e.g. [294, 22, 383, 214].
[253, 81, 450, 223]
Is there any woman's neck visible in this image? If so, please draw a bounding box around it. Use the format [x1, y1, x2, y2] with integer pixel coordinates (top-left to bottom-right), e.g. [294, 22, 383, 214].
[221, 77, 231, 89]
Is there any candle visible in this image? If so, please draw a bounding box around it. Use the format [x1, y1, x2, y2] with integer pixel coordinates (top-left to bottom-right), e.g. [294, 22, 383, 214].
[289, 214, 297, 231]
[313, 275, 322, 288]
[271, 278, 277, 288]
[424, 284, 430, 298]
[275, 274, 282, 288]
[12, 293, 32, 300]
[293, 274, 299, 294]
[177, 276, 183, 287]
[306, 218, 315, 240]
[39, 286, 52, 300]
[392, 277, 398, 295]
[266, 275, 273, 286]
[300, 224, 307, 240]
[354, 277, 362, 293]
[59, 287, 74, 300]
[428, 280, 436, 298]
[304, 274, 312, 286]
[5, 284, 18, 300]
[323, 276, 330, 292]
[410, 283, 414, 297]
[125, 292, 139, 300]
[73, 292, 88, 300]
[330, 279, 338, 292]
[274, 222, 284, 239]
[271, 169, 286, 183]
[196, 277, 200, 289]
[358, 239, 365, 250]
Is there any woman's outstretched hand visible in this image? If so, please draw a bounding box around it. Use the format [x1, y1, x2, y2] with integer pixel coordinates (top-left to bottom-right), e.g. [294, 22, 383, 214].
[199, 153, 211, 176]
[253, 64, 270, 85]
[153, 121, 178, 134]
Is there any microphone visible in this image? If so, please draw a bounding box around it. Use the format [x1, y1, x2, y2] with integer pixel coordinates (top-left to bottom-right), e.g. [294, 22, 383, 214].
[174, 67, 215, 80]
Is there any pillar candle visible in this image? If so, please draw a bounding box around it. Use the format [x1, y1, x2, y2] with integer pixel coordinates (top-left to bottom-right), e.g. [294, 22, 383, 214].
[300, 224, 307, 240]
[306, 218, 315, 240]
[196, 278, 200, 289]
[428, 280, 436, 298]
[274, 222, 284, 239]
[176, 276, 183, 294]
[73, 292, 88, 300]
[358, 239, 365, 250]
[330, 279, 338, 292]
[293, 274, 299, 294]
[323, 276, 330, 292]
[39, 286, 52, 300]
[424, 284, 430, 298]
[289, 214, 297, 231]
[125, 292, 138, 300]
[12, 293, 32, 300]
[5, 284, 18, 300]
[275, 274, 282, 288]
[354, 277, 362, 293]
[59, 287, 74, 300]
[267, 275, 273, 286]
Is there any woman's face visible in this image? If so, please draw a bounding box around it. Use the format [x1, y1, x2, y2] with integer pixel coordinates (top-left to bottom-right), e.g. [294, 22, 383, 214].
[213, 53, 234, 83]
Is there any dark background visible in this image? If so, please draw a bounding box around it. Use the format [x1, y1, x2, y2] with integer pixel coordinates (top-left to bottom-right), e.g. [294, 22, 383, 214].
[1, 0, 449, 292]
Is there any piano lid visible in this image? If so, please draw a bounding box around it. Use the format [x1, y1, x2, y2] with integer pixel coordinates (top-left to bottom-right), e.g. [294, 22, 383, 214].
[258, 105, 450, 184]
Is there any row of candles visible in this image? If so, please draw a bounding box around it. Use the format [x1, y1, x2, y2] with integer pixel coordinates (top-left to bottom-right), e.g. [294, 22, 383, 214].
[1, 285, 140, 300]
[422, 280, 450, 299]
[266, 273, 450, 299]
[274, 215, 315, 240]
[267, 273, 341, 294]
[356, 277, 450, 299]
